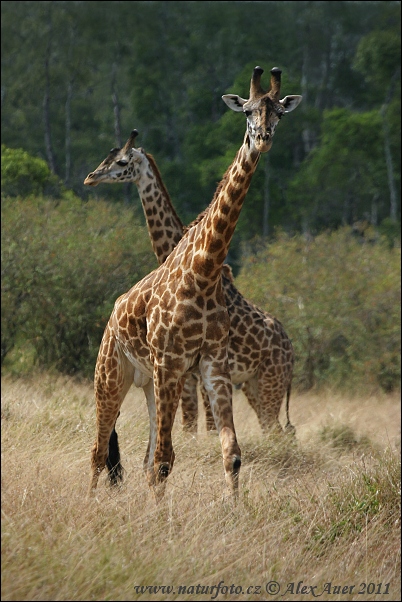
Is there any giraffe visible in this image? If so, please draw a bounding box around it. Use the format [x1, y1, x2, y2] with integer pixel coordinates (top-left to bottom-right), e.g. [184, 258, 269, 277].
[84, 129, 297, 442]
[86, 66, 302, 500]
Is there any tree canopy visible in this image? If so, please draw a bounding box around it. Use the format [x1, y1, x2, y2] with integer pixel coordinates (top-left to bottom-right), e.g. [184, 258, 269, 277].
[1, 1, 400, 260]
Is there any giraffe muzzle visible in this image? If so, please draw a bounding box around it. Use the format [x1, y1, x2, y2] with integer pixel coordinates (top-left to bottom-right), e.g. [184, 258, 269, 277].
[83, 173, 99, 186]
[255, 133, 273, 153]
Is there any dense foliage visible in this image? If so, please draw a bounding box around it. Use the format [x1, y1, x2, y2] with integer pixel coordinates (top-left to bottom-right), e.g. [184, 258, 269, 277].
[1, 196, 157, 377]
[237, 228, 401, 393]
[1, 1, 400, 263]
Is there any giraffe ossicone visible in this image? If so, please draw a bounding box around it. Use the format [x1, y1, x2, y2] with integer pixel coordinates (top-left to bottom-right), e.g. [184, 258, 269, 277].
[85, 66, 301, 501]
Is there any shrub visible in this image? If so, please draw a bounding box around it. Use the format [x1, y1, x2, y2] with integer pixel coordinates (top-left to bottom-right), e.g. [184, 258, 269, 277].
[1, 195, 157, 377]
[1, 145, 63, 197]
[236, 227, 401, 393]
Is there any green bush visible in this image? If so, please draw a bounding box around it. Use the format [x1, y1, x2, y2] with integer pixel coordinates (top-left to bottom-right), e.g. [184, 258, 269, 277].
[236, 227, 401, 393]
[378, 217, 401, 249]
[1, 195, 157, 377]
[1, 145, 63, 197]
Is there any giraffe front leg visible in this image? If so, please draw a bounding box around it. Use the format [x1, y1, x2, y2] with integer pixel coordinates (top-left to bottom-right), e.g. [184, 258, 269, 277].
[151, 366, 181, 502]
[142, 378, 158, 488]
[199, 355, 241, 498]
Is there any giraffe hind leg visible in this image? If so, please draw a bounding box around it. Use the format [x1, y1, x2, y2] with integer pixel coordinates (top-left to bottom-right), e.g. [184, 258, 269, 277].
[242, 374, 283, 435]
[200, 379, 217, 432]
[88, 332, 134, 497]
[89, 419, 123, 496]
[255, 364, 295, 436]
[283, 383, 296, 436]
[180, 373, 199, 433]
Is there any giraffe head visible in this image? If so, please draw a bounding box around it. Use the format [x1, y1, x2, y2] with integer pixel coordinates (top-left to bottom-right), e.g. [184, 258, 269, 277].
[222, 66, 302, 153]
[84, 129, 146, 186]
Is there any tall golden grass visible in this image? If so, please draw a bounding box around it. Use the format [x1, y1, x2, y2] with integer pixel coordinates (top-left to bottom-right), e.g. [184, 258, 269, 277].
[1, 374, 400, 601]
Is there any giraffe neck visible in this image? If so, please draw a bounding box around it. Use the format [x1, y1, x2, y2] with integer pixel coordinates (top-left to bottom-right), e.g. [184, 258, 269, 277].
[134, 153, 184, 264]
[186, 134, 260, 282]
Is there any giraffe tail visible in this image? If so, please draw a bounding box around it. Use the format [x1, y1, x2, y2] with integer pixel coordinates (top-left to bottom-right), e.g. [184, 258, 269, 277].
[284, 382, 296, 436]
[106, 426, 125, 486]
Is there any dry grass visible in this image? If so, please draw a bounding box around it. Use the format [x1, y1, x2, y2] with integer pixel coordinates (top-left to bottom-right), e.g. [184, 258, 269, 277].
[1, 374, 400, 601]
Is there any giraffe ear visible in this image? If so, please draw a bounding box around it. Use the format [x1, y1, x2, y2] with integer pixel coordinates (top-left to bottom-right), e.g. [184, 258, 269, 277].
[222, 94, 248, 112]
[279, 95, 302, 113]
[129, 147, 145, 162]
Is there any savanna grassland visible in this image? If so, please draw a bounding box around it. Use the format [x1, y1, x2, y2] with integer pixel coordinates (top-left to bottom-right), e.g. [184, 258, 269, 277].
[1, 374, 400, 601]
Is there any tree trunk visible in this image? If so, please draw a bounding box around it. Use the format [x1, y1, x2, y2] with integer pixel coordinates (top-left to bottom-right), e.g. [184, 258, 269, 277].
[64, 23, 77, 187]
[111, 63, 122, 148]
[111, 62, 131, 206]
[382, 114, 398, 221]
[300, 41, 314, 156]
[65, 80, 73, 186]
[43, 6, 57, 175]
[371, 193, 378, 227]
[381, 67, 400, 221]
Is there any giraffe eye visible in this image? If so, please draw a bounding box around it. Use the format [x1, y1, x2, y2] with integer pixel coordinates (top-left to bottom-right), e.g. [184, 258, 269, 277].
[116, 160, 128, 167]
[244, 110, 252, 117]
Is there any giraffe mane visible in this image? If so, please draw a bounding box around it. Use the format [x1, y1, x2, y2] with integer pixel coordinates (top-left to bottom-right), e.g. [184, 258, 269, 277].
[183, 144, 244, 233]
[221, 263, 234, 282]
[144, 152, 186, 234]
[183, 207, 209, 232]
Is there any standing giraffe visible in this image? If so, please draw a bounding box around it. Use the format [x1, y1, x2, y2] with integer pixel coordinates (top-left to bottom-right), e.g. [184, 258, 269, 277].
[86, 66, 301, 500]
[84, 130, 296, 441]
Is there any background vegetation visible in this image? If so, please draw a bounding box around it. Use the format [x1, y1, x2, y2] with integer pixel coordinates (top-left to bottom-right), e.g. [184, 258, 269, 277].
[1, 194, 157, 377]
[1, 1, 401, 390]
[2, 191, 400, 391]
[236, 228, 400, 393]
[1, 1, 400, 251]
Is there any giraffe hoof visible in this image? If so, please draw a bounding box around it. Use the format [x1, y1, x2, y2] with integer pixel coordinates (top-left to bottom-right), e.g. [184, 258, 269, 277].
[284, 422, 296, 436]
[232, 455, 241, 473]
[157, 462, 170, 482]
